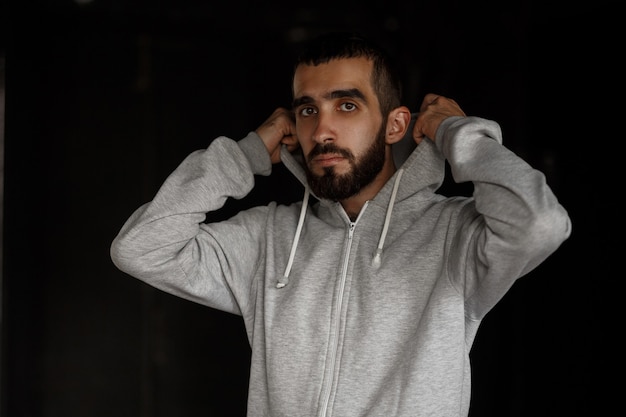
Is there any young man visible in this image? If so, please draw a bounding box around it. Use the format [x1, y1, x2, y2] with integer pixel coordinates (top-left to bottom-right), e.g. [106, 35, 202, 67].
[111, 32, 571, 416]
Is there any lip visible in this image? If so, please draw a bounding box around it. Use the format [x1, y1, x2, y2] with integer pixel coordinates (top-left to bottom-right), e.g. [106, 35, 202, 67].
[312, 154, 345, 167]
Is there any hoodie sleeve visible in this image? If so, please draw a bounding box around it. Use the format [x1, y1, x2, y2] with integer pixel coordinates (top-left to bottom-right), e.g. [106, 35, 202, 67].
[110, 132, 272, 315]
[435, 116, 572, 320]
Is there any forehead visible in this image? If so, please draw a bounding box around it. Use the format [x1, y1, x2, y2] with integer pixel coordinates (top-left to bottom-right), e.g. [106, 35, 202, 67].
[293, 57, 374, 99]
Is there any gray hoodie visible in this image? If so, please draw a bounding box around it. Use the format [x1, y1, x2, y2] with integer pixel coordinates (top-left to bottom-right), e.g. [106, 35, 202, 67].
[110, 115, 571, 416]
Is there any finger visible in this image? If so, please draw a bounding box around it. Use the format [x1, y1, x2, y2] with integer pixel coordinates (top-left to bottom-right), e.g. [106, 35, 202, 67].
[427, 94, 440, 104]
[282, 133, 298, 146]
[421, 93, 441, 111]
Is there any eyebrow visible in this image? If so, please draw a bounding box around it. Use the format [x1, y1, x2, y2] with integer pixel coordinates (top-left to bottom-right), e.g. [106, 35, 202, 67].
[292, 88, 367, 110]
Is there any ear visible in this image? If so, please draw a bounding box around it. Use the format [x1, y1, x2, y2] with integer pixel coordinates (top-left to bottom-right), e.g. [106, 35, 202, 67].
[385, 106, 411, 145]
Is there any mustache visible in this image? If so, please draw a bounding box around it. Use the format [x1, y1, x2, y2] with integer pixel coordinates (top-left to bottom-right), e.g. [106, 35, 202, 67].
[307, 143, 353, 163]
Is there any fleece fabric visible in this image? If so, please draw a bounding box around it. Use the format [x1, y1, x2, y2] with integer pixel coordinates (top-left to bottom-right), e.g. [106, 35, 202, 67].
[110, 115, 571, 417]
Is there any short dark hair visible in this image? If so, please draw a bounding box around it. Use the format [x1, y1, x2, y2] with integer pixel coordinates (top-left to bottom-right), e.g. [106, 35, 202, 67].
[293, 32, 403, 117]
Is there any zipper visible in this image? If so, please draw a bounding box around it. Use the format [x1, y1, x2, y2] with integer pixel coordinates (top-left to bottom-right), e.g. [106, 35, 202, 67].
[318, 202, 366, 417]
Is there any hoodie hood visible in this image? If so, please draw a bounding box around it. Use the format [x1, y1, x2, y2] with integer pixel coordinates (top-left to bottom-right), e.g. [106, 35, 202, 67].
[275, 115, 446, 288]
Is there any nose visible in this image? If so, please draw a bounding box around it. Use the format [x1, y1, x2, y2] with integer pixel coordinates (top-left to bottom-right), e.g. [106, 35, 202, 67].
[311, 111, 335, 144]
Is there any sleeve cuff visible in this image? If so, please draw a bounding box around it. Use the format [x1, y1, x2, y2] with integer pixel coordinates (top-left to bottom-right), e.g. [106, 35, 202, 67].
[238, 131, 272, 176]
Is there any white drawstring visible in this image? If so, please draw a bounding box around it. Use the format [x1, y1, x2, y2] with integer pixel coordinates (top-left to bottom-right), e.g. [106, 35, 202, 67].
[277, 186, 310, 288]
[372, 168, 404, 268]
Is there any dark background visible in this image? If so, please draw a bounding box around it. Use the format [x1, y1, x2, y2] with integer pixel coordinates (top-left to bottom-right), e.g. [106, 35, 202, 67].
[1, 0, 622, 416]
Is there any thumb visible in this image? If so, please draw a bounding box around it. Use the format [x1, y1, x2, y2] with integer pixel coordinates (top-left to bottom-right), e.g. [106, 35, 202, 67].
[412, 117, 426, 145]
[281, 133, 299, 151]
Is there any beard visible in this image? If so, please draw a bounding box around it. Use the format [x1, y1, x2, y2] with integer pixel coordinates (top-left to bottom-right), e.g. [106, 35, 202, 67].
[304, 122, 387, 201]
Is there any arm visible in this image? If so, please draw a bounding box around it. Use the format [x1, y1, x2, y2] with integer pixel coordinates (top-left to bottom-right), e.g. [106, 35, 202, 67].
[110, 132, 273, 315]
[415, 94, 572, 318]
[110, 109, 299, 314]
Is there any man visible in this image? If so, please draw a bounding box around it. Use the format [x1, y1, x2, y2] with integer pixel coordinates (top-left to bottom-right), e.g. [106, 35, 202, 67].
[111, 32, 571, 416]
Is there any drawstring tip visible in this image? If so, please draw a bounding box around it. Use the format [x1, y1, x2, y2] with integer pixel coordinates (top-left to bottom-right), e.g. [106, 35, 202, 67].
[371, 249, 383, 268]
[276, 276, 289, 289]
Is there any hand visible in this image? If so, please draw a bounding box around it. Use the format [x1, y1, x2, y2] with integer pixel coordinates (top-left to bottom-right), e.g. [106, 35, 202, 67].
[255, 108, 300, 164]
[413, 94, 466, 145]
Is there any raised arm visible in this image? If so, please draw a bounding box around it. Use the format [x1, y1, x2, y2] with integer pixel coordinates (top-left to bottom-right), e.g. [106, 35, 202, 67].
[110, 109, 294, 314]
[416, 94, 572, 318]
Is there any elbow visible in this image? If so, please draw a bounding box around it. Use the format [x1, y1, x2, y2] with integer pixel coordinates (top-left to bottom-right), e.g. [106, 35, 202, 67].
[525, 204, 572, 254]
[110, 234, 141, 277]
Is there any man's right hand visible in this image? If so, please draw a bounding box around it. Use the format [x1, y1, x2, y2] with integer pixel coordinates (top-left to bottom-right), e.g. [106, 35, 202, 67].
[255, 108, 300, 164]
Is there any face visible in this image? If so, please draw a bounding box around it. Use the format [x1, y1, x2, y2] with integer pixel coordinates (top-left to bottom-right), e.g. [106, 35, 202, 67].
[292, 57, 386, 201]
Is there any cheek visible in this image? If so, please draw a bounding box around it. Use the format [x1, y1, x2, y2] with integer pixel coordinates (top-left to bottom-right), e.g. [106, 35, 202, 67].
[345, 124, 377, 154]
[296, 125, 314, 151]
[299, 143, 315, 162]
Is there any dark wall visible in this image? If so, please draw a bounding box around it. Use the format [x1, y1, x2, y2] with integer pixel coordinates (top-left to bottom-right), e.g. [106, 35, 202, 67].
[2, 1, 621, 416]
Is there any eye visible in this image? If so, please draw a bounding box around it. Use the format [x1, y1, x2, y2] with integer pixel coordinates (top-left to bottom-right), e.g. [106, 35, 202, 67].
[298, 107, 318, 117]
[339, 102, 357, 112]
